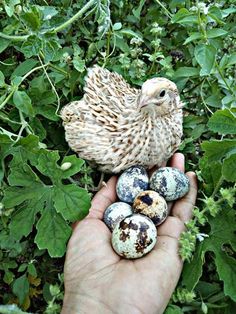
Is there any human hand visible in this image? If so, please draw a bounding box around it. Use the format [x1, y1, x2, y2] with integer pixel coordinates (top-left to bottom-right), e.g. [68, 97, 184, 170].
[62, 153, 197, 314]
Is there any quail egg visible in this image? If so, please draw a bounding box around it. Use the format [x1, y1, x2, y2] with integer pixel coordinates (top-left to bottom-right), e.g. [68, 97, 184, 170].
[116, 166, 149, 203]
[103, 202, 133, 231]
[111, 214, 157, 259]
[150, 167, 190, 201]
[133, 190, 168, 226]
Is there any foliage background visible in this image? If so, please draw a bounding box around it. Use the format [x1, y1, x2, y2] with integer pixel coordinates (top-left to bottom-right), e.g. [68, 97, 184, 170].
[0, 0, 235, 313]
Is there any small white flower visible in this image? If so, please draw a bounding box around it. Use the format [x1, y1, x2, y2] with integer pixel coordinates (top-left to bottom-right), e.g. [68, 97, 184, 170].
[196, 233, 209, 242]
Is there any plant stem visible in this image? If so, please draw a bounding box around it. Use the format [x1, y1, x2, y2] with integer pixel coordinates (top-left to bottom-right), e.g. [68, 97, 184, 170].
[21, 63, 50, 81]
[0, 87, 17, 110]
[52, 0, 97, 33]
[154, 0, 172, 19]
[211, 176, 224, 198]
[49, 63, 68, 76]
[0, 32, 29, 41]
[215, 61, 235, 95]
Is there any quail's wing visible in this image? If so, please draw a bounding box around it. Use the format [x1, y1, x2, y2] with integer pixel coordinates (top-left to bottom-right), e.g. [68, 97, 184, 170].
[83, 65, 140, 114]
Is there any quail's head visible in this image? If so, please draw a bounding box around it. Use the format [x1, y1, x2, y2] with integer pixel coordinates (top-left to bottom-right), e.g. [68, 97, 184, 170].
[139, 78, 182, 116]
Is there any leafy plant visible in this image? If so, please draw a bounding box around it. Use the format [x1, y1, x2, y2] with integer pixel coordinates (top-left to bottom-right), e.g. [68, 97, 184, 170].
[0, 0, 235, 312]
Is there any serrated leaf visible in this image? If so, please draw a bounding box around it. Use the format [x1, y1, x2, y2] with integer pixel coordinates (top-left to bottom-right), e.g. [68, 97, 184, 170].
[222, 154, 236, 182]
[183, 209, 236, 297]
[35, 207, 71, 257]
[12, 274, 29, 305]
[9, 202, 39, 240]
[3, 185, 46, 207]
[194, 45, 216, 76]
[13, 90, 34, 116]
[201, 140, 236, 162]
[60, 155, 84, 178]
[54, 184, 90, 221]
[214, 251, 236, 301]
[182, 243, 205, 290]
[208, 109, 236, 134]
[36, 150, 61, 184]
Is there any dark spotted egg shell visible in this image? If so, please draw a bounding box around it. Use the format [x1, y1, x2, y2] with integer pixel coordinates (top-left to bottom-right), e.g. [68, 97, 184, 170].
[116, 166, 149, 203]
[111, 214, 157, 259]
[133, 190, 168, 226]
[103, 202, 133, 231]
[150, 167, 190, 201]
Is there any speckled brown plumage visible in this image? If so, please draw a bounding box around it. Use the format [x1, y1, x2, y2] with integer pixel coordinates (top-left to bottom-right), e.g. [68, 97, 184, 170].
[61, 66, 183, 173]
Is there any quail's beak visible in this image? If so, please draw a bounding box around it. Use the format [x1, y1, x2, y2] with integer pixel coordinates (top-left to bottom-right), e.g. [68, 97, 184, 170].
[139, 95, 149, 108]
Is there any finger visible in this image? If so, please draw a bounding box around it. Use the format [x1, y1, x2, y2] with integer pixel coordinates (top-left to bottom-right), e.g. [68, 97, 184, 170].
[169, 152, 185, 172]
[87, 176, 118, 219]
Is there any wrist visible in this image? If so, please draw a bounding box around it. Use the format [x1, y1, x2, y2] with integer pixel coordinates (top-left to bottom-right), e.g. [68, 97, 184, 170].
[62, 290, 146, 314]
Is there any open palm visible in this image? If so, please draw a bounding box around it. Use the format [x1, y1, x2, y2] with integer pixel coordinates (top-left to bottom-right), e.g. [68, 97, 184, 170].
[62, 153, 197, 314]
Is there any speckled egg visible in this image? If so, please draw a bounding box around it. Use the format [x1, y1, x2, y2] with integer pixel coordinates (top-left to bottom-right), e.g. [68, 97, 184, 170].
[111, 214, 157, 259]
[116, 166, 149, 203]
[103, 202, 133, 231]
[150, 167, 190, 201]
[133, 190, 168, 226]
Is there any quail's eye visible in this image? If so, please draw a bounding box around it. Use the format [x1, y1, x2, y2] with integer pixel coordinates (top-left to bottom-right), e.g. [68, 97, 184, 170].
[159, 90, 166, 97]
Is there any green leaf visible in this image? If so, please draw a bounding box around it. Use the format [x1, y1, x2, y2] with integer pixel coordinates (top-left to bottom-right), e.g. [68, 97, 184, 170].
[183, 32, 202, 45]
[171, 8, 198, 25]
[227, 53, 236, 66]
[27, 263, 37, 277]
[0, 70, 5, 87]
[174, 67, 199, 78]
[13, 90, 34, 116]
[9, 202, 38, 240]
[73, 56, 85, 72]
[12, 274, 29, 305]
[206, 28, 228, 38]
[201, 140, 236, 162]
[215, 251, 236, 301]
[54, 184, 90, 221]
[164, 305, 183, 314]
[132, 0, 146, 20]
[208, 109, 236, 135]
[199, 158, 222, 194]
[222, 154, 236, 182]
[0, 38, 10, 53]
[60, 155, 84, 179]
[35, 207, 71, 257]
[182, 243, 205, 290]
[0, 304, 30, 314]
[194, 45, 216, 76]
[21, 7, 41, 31]
[183, 209, 236, 298]
[11, 59, 38, 79]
